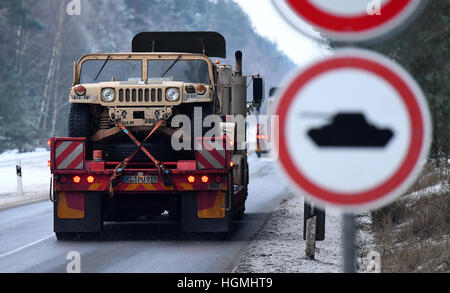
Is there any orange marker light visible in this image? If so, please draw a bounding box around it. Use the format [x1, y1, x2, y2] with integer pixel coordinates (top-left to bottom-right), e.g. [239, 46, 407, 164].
[73, 176, 81, 184]
[48, 161, 51, 167]
[201, 176, 209, 184]
[187, 176, 196, 184]
[47, 139, 51, 146]
[87, 176, 95, 184]
[229, 161, 234, 168]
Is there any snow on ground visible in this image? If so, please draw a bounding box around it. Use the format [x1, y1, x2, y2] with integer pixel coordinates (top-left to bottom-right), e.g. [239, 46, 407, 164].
[234, 192, 344, 273]
[406, 182, 449, 200]
[0, 149, 50, 195]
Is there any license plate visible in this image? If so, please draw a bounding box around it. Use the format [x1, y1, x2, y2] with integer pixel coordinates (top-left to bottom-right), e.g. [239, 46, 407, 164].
[123, 175, 159, 184]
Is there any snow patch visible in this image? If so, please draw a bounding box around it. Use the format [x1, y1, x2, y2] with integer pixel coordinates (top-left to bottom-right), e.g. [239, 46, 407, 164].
[234, 194, 344, 273]
[0, 149, 50, 195]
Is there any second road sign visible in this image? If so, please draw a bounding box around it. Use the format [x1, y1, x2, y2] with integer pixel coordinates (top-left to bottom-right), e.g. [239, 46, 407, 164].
[272, 0, 426, 42]
[274, 48, 432, 212]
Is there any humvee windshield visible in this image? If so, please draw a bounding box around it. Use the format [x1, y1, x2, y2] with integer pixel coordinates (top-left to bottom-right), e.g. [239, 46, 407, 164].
[79, 58, 211, 84]
[148, 60, 210, 84]
[80, 60, 142, 83]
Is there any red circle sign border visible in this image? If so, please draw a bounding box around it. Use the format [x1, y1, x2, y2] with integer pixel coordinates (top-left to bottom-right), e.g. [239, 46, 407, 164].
[275, 50, 431, 210]
[273, 0, 424, 42]
[287, 0, 411, 32]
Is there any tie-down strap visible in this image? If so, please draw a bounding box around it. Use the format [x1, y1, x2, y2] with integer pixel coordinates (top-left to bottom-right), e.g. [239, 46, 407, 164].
[109, 120, 164, 195]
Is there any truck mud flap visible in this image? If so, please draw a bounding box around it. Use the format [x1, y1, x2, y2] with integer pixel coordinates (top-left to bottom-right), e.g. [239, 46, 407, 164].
[181, 192, 231, 233]
[54, 192, 102, 233]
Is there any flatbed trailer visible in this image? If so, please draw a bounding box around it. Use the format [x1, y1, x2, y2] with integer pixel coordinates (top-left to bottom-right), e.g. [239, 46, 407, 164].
[49, 135, 248, 239]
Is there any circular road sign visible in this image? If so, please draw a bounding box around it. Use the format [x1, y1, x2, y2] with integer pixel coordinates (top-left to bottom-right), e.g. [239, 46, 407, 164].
[272, 0, 426, 42]
[274, 48, 431, 212]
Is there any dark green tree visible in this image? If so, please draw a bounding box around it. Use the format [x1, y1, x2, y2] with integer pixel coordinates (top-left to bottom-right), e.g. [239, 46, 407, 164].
[364, 0, 450, 164]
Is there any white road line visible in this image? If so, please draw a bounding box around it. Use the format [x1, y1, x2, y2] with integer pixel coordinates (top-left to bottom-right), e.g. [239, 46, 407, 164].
[0, 234, 55, 259]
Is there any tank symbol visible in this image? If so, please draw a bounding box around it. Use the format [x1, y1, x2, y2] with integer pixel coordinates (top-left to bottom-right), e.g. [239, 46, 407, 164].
[307, 113, 394, 148]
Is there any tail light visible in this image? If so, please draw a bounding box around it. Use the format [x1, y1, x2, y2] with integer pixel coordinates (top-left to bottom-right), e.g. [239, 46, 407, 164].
[187, 176, 196, 184]
[86, 176, 95, 184]
[201, 176, 209, 184]
[215, 176, 223, 183]
[73, 176, 81, 184]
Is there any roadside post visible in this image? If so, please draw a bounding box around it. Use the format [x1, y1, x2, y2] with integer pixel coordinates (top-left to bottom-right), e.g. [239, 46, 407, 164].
[304, 201, 325, 260]
[16, 159, 24, 196]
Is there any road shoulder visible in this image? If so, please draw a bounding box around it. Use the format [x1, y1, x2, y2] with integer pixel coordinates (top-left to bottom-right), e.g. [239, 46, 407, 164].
[233, 193, 343, 273]
[0, 192, 48, 211]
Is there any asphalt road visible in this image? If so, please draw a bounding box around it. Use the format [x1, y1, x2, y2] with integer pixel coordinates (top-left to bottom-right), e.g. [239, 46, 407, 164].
[0, 155, 290, 273]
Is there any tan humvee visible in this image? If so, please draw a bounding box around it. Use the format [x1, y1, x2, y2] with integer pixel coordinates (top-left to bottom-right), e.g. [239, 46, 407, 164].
[68, 32, 264, 152]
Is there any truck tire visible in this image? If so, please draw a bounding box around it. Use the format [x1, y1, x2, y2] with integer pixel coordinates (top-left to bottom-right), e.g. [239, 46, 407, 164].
[56, 232, 99, 241]
[56, 232, 77, 241]
[69, 103, 91, 138]
[107, 142, 178, 163]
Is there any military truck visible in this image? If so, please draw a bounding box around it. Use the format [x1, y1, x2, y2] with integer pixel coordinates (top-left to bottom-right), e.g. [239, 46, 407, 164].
[48, 32, 264, 240]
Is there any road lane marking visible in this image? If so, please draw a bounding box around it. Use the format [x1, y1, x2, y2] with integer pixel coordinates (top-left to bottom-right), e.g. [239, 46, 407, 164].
[0, 234, 54, 259]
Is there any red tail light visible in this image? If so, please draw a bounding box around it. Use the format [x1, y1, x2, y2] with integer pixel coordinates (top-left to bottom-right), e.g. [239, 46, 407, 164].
[187, 176, 196, 184]
[86, 176, 95, 184]
[201, 176, 209, 184]
[73, 176, 81, 184]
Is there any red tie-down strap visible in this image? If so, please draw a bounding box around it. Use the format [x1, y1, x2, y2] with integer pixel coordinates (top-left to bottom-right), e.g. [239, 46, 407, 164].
[109, 120, 164, 196]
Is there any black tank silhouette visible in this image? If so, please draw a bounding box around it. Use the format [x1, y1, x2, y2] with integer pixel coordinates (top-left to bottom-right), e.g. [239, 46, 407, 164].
[307, 113, 394, 147]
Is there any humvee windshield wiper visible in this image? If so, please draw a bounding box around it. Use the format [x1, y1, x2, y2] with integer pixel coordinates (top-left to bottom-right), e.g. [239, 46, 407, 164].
[161, 55, 182, 78]
[93, 55, 111, 81]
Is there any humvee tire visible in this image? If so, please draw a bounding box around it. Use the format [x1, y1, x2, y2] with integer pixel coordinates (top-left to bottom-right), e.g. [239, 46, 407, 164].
[69, 103, 91, 138]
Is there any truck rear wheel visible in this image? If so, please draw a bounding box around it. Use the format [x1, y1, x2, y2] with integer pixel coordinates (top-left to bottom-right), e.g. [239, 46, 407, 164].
[56, 232, 99, 241]
[69, 103, 91, 138]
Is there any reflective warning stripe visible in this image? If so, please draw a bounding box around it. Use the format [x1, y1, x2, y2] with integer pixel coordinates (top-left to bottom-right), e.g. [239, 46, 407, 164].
[55, 141, 84, 170]
[197, 140, 226, 170]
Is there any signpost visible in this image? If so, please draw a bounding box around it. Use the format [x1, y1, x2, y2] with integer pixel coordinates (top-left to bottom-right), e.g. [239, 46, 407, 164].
[274, 48, 432, 271]
[272, 0, 426, 42]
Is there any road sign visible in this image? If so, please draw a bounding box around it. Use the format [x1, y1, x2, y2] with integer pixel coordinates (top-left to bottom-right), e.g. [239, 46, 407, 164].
[274, 49, 431, 212]
[272, 0, 426, 42]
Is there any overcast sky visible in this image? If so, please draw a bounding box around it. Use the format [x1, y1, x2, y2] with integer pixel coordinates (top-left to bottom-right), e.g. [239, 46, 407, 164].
[234, 0, 330, 66]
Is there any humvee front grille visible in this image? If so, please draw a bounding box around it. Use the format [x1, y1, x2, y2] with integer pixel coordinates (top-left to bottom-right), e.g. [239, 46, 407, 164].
[117, 88, 165, 104]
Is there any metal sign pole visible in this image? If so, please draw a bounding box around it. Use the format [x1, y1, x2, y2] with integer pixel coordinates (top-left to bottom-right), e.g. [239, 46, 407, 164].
[343, 214, 356, 273]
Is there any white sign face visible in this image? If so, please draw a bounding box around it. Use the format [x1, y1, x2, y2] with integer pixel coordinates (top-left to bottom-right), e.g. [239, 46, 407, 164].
[272, 0, 425, 42]
[275, 49, 431, 212]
